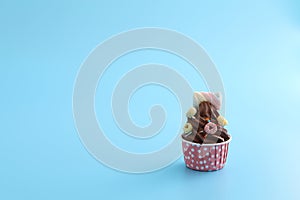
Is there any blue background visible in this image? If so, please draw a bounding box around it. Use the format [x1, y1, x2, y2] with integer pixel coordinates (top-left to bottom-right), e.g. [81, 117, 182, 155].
[1, 0, 300, 199]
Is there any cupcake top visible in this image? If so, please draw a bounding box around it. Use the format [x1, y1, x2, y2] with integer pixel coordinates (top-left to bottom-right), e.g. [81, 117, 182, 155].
[182, 92, 229, 144]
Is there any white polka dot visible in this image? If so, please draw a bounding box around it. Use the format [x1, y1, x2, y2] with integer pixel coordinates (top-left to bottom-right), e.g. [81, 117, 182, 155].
[211, 155, 215, 158]
[186, 143, 189, 147]
[206, 152, 209, 156]
[204, 147, 208, 151]
[189, 151, 192, 155]
[191, 164, 193, 167]
[198, 156, 202, 159]
[216, 154, 219, 158]
[200, 161, 203, 164]
[198, 149, 201, 153]
[191, 154, 194, 158]
[219, 149, 221, 152]
[196, 166, 199, 170]
[212, 146, 215, 150]
[201, 166, 204, 170]
[191, 148, 194, 152]
[203, 160, 206, 164]
[205, 165, 209, 168]
[187, 164, 189, 167]
[216, 147, 218, 149]
[216, 161, 219, 164]
[187, 156, 190, 159]
[191, 160, 194, 163]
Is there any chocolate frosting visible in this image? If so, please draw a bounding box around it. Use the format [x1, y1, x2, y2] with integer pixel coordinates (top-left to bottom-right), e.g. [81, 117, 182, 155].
[182, 101, 229, 144]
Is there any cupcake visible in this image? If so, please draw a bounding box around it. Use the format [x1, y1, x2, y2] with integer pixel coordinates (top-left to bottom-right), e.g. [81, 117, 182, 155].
[181, 92, 232, 171]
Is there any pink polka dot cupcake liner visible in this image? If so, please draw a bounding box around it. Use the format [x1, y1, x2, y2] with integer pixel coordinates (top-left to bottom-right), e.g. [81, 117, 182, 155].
[181, 135, 232, 171]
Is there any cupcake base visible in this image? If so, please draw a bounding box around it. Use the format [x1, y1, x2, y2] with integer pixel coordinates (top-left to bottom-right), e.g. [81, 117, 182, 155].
[182, 135, 232, 171]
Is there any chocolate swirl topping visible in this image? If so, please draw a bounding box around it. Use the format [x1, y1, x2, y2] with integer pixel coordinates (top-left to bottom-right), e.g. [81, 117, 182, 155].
[182, 101, 229, 144]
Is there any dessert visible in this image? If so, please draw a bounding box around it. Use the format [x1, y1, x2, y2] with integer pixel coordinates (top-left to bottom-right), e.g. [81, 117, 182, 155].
[181, 92, 232, 171]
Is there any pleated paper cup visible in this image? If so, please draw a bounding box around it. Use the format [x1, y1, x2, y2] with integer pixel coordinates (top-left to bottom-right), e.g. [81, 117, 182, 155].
[181, 135, 232, 171]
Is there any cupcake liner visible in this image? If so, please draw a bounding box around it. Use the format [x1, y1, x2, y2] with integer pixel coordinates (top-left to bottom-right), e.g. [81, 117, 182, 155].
[182, 135, 232, 171]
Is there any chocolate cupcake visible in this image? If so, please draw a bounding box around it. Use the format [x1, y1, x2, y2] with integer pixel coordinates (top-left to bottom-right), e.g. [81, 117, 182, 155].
[181, 92, 232, 171]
